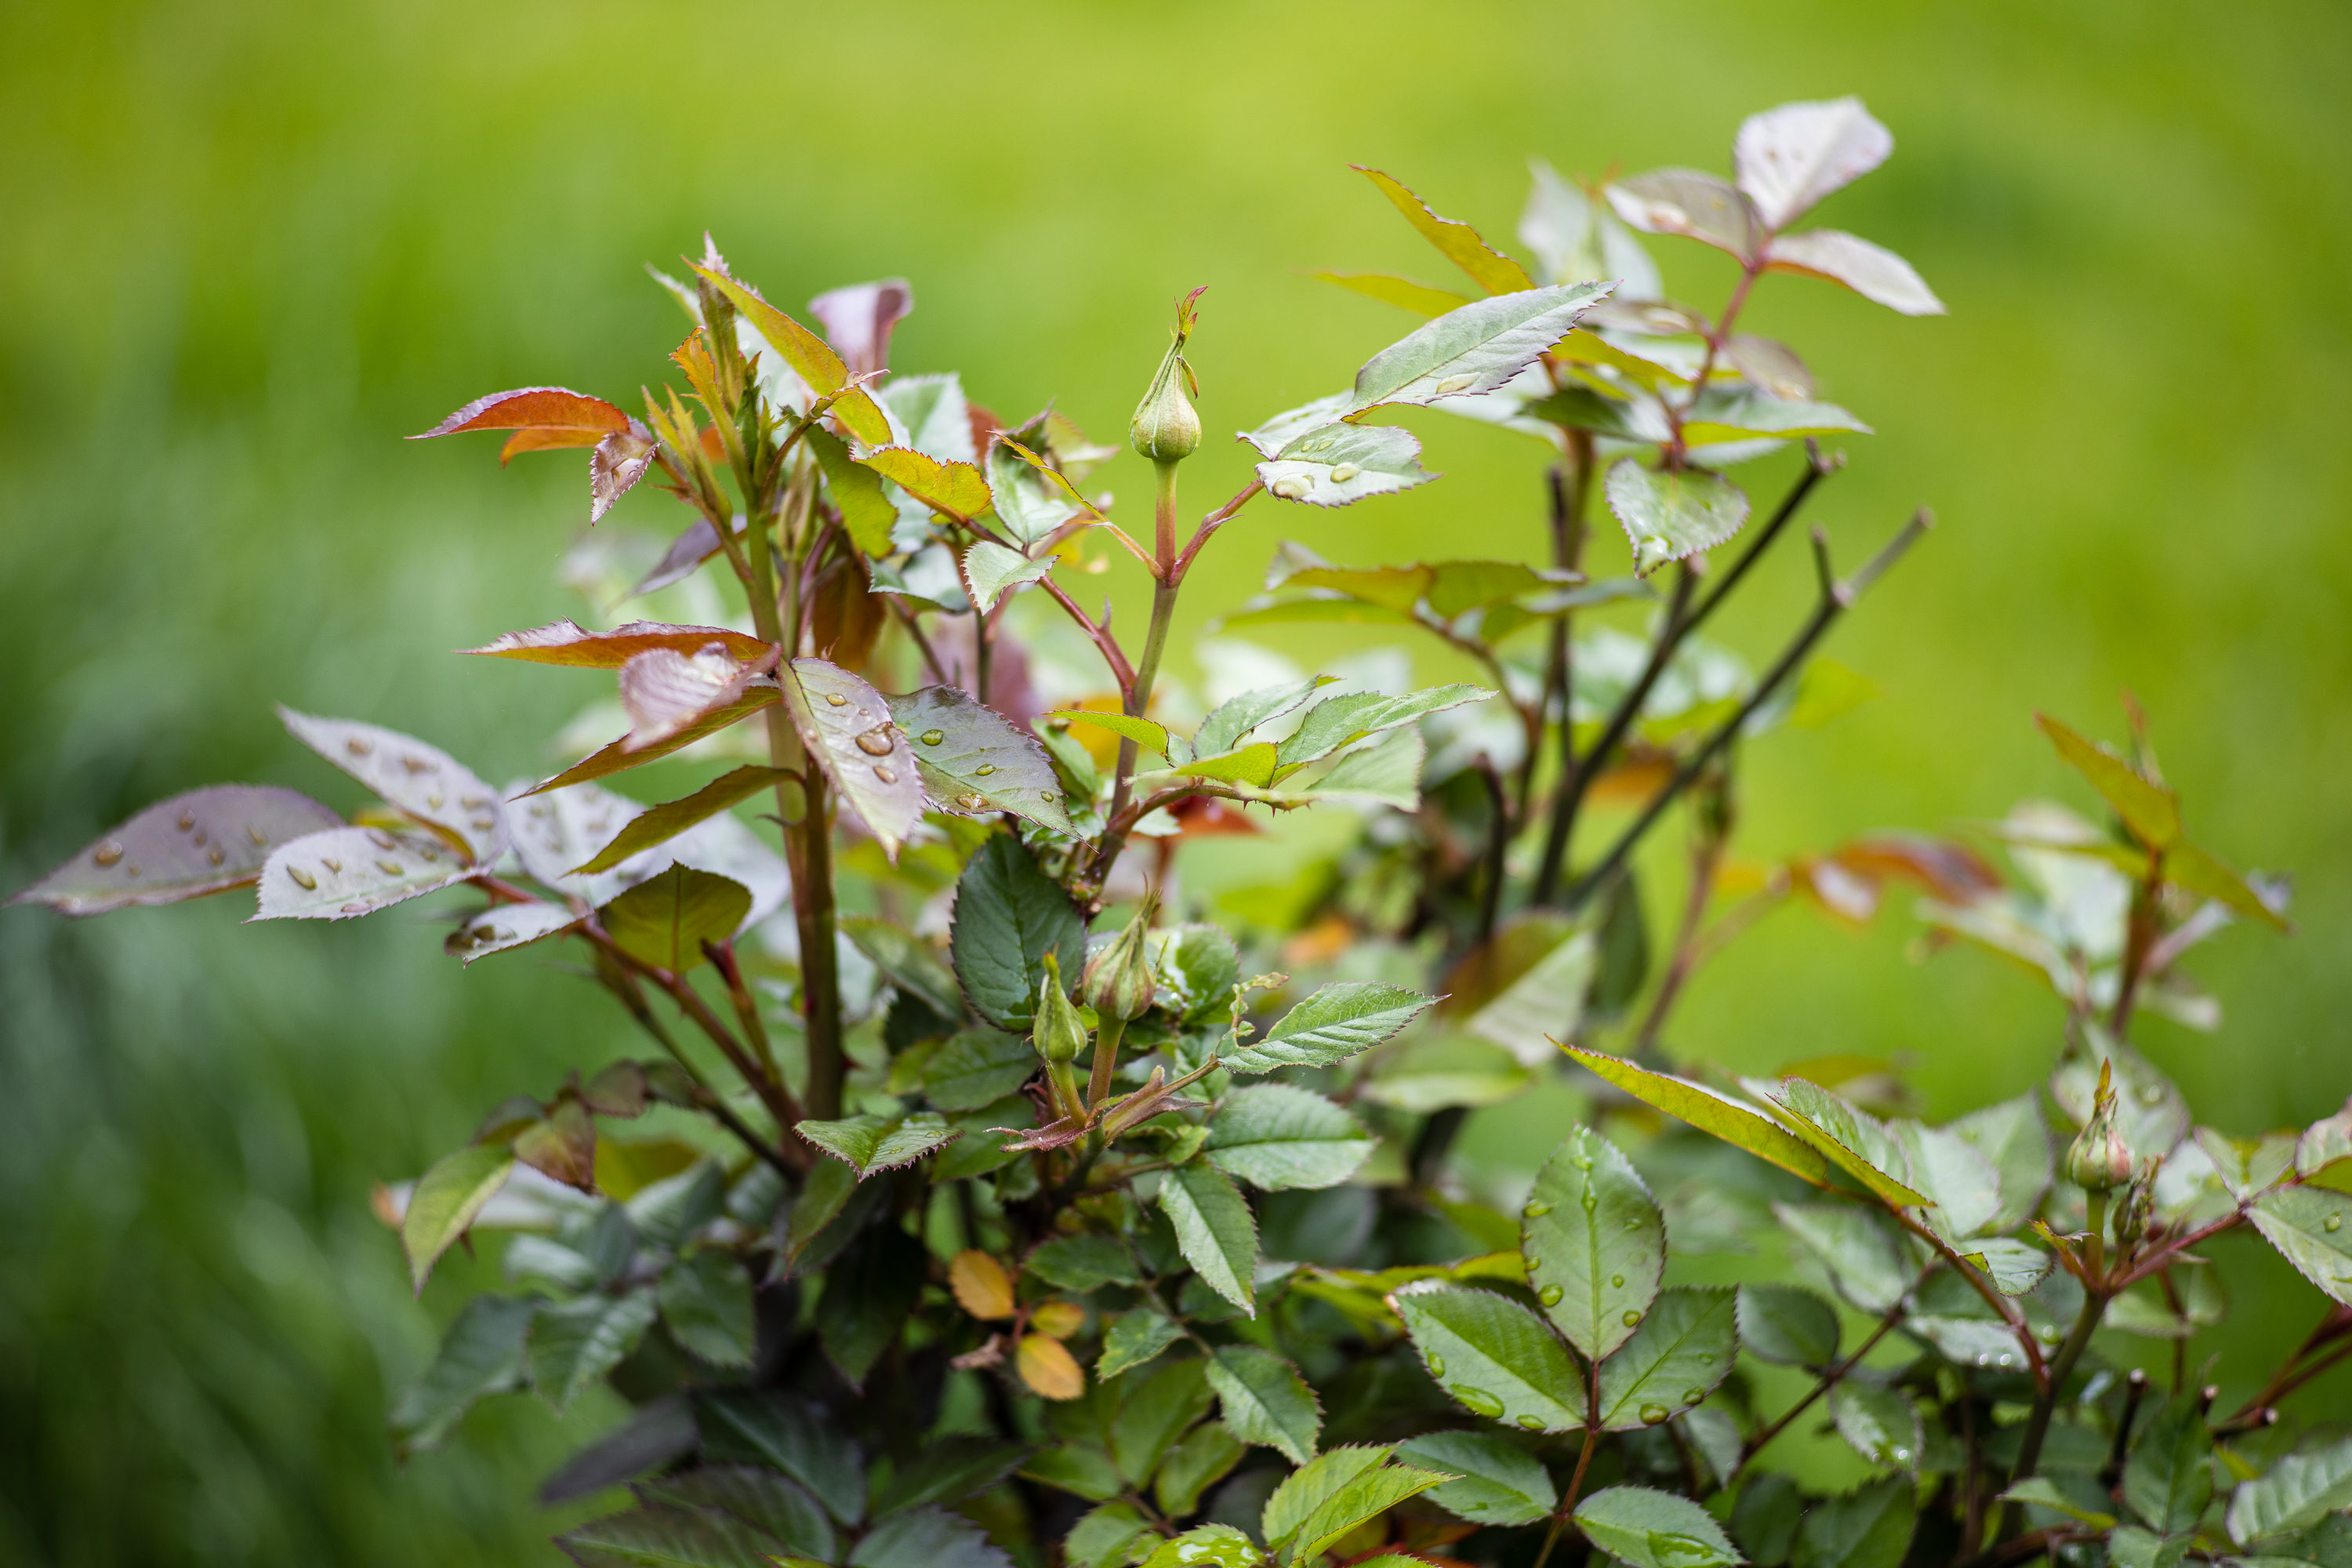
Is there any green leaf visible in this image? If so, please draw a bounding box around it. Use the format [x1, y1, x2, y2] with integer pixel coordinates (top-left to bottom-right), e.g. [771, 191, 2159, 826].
[1774, 1203, 1910, 1314]
[1160, 1160, 1258, 1315]
[779, 1156, 858, 1274]
[278, 708, 506, 862]
[2249, 1187, 2352, 1305]
[553, 1501, 792, 1568]
[599, 865, 753, 974]
[1311, 271, 1472, 317]
[842, 916, 963, 1022]
[1523, 1125, 1664, 1362]
[693, 264, 848, 396]
[528, 1288, 658, 1413]
[796, 1112, 957, 1178]
[1225, 982, 1435, 1075]
[1195, 679, 1340, 757]
[639, 1465, 837, 1559]
[859, 446, 993, 522]
[2228, 1438, 2352, 1544]
[572, 766, 790, 875]
[1274, 686, 1490, 768]
[1996, 1479, 2115, 1530]
[695, 1389, 866, 1524]
[986, 439, 1095, 549]
[1241, 393, 1356, 459]
[1830, 1381, 1922, 1470]
[1763, 229, 1945, 317]
[1559, 1044, 1831, 1187]
[949, 833, 1087, 1030]
[1395, 1431, 1555, 1526]
[1255, 423, 1436, 509]
[2035, 713, 2181, 849]
[1277, 1453, 1454, 1563]
[1065, 1504, 1152, 1568]
[1138, 1524, 1260, 1568]
[1573, 1486, 1745, 1568]
[1345, 282, 1610, 417]
[807, 424, 899, 557]
[1029, 1233, 1142, 1292]
[1205, 1087, 1374, 1191]
[657, 1250, 755, 1367]
[962, 540, 1054, 615]
[1098, 1308, 1185, 1380]
[1605, 459, 1751, 577]
[818, 1224, 926, 1388]
[1111, 1358, 1214, 1484]
[922, 1026, 1034, 1112]
[1156, 1421, 1246, 1517]
[1047, 709, 1175, 758]
[1204, 1346, 1321, 1465]
[890, 685, 1074, 835]
[1951, 1094, 2053, 1232]
[784, 657, 925, 862]
[2125, 1398, 2215, 1534]
[1679, 390, 1871, 447]
[1956, 1239, 2052, 1296]
[1262, 1446, 1391, 1553]
[1595, 1286, 1737, 1432]
[2165, 840, 2288, 930]
[402, 1144, 515, 1290]
[527, 687, 782, 798]
[849, 1505, 1014, 1568]
[1733, 98, 1893, 230]
[1730, 1474, 1803, 1568]
[1360, 1036, 1533, 1113]
[388, 1292, 537, 1455]
[1521, 160, 1662, 295]
[1735, 1283, 1840, 1367]
[12, 784, 343, 916]
[2299, 1102, 2352, 1181]
[1756, 1078, 1929, 1207]
[1889, 1120, 2002, 1240]
[1790, 1476, 1915, 1568]
[1305, 727, 1425, 811]
[1353, 167, 1537, 294]
[1466, 931, 1595, 1066]
[1392, 1285, 1585, 1433]
[2104, 1526, 2188, 1568]
[255, 824, 474, 921]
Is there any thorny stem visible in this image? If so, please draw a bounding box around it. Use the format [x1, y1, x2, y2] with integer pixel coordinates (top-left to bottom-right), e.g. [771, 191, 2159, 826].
[705, 938, 781, 1086]
[1730, 1263, 1934, 1483]
[2217, 1305, 2352, 1430]
[1087, 1014, 1127, 1113]
[1889, 1204, 2049, 1392]
[1564, 511, 1933, 910]
[1667, 259, 1763, 462]
[597, 963, 800, 1182]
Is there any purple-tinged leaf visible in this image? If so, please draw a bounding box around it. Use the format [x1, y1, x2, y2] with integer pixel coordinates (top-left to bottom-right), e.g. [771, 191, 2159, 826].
[888, 684, 1073, 835]
[1606, 171, 1762, 262]
[809, 279, 913, 378]
[633, 514, 736, 597]
[1734, 97, 1894, 231]
[514, 1099, 597, 1191]
[1762, 230, 1945, 316]
[279, 709, 506, 862]
[590, 428, 657, 521]
[1520, 159, 1662, 297]
[618, 646, 777, 753]
[1723, 334, 1814, 399]
[252, 825, 473, 921]
[462, 618, 771, 668]
[1255, 423, 1435, 508]
[411, 387, 631, 441]
[446, 900, 582, 964]
[783, 657, 924, 862]
[11, 785, 341, 916]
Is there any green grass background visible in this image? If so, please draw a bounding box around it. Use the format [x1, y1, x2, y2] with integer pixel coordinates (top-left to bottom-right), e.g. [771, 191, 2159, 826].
[2, 0, 2348, 1559]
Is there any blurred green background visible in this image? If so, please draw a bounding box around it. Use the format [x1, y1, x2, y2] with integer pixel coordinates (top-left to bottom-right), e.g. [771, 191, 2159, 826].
[3, 0, 2348, 1559]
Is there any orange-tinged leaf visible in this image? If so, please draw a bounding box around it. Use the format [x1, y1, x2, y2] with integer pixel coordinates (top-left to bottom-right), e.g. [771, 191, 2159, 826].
[570, 765, 792, 876]
[514, 1098, 597, 1191]
[461, 619, 772, 668]
[950, 1250, 1017, 1319]
[832, 386, 892, 447]
[1030, 1299, 1086, 1340]
[1353, 167, 1537, 295]
[620, 647, 775, 753]
[499, 426, 605, 461]
[1018, 1332, 1086, 1399]
[858, 445, 992, 522]
[412, 387, 630, 440]
[692, 265, 848, 397]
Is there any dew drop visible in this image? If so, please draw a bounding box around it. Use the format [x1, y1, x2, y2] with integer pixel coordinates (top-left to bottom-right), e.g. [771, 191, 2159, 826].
[956, 793, 990, 810]
[425, 793, 445, 809]
[288, 866, 318, 890]
[461, 795, 491, 809]
[1435, 373, 1479, 396]
[873, 765, 898, 784]
[975, 764, 997, 776]
[1624, 1217, 1642, 1230]
[472, 815, 495, 831]
[1270, 477, 1308, 500]
[191, 828, 207, 846]
[2139, 1084, 2163, 1105]
[1449, 1384, 1504, 1418]
[1538, 1284, 1564, 1307]
[207, 847, 225, 866]
[347, 736, 372, 755]
[1893, 1446, 1911, 1462]
[92, 840, 124, 868]
[366, 829, 395, 850]
[1995, 1354, 2015, 1367]
[825, 692, 848, 706]
[246, 826, 268, 846]
[1684, 1388, 1705, 1403]
[1515, 1414, 1546, 1432]
[1522, 1199, 1552, 1218]
[1622, 1309, 1642, 1327]
[376, 859, 405, 875]
[1697, 1353, 1714, 1365]
[401, 755, 434, 775]
[855, 728, 895, 756]
[1610, 1274, 1625, 1288]
[1574, 1156, 1593, 1171]
[1639, 1403, 1670, 1426]
[341, 901, 369, 914]
[321, 857, 343, 873]
[1426, 1353, 1445, 1377]
[920, 730, 946, 746]
[1329, 463, 1362, 484]
[2328, 1214, 2343, 1233]
[178, 811, 196, 832]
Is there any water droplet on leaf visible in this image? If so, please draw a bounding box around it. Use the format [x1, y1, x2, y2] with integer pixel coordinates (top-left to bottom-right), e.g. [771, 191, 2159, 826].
[1329, 463, 1361, 484]
[1622, 1309, 1642, 1327]
[1639, 1403, 1670, 1426]
[855, 728, 895, 756]
[825, 692, 848, 706]
[873, 765, 898, 784]
[2328, 1214, 2343, 1232]
[1515, 1414, 1545, 1432]
[975, 764, 996, 776]
[920, 730, 946, 746]
[1538, 1284, 1563, 1306]
[1610, 1274, 1624, 1288]
[1425, 1353, 1445, 1377]
[288, 866, 317, 890]
[93, 840, 123, 867]
[1450, 1384, 1503, 1418]
[1523, 1200, 1552, 1217]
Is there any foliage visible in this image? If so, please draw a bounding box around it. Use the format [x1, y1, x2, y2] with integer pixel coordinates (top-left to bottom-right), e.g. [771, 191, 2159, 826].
[15, 95, 2351, 1568]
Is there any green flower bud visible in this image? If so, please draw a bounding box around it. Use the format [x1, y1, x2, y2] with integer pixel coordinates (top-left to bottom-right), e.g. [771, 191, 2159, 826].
[1083, 897, 1159, 1022]
[1032, 953, 1087, 1068]
[2065, 1061, 2135, 1193]
[1129, 289, 1205, 463]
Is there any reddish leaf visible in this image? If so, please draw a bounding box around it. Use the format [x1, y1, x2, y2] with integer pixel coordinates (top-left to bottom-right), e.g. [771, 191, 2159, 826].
[279, 710, 506, 863]
[620, 647, 775, 753]
[11, 785, 343, 916]
[1831, 834, 2002, 904]
[809, 279, 913, 378]
[582, 1062, 650, 1118]
[521, 688, 781, 797]
[252, 825, 474, 921]
[634, 516, 737, 596]
[591, 430, 658, 521]
[691, 265, 848, 397]
[514, 1099, 597, 1191]
[782, 657, 925, 862]
[412, 387, 631, 441]
[499, 426, 604, 461]
[461, 619, 771, 669]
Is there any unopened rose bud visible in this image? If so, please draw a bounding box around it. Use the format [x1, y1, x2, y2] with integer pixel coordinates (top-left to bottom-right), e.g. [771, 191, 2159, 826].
[1083, 898, 1158, 1022]
[1129, 292, 1204, 463]
[1033, 953, 1086, 1068]
[2066, 1062, 2135, 1193]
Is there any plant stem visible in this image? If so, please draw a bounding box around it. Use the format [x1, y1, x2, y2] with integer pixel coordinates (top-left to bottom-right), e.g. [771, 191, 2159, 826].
[2005, 1285, 2107, 1504]
[1630, 807, 1726, 1057]
[1085, 460, 1183, 905]
[2107, 850, 2165, 1037]
[1475, 759, 1511, 946]
[1564, 511, 1931, 911]
[1534, 1363, 1606, 1568]
[1087, 1014, 1127, 1112]
[1530, 444, 1593, 905]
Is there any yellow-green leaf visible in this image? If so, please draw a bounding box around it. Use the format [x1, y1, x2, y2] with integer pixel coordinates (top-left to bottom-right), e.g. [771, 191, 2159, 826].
[401, 1144, 514, 1291]
[1353, 167, 1537, 295]
[1559, 1044, 1830, 1187]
